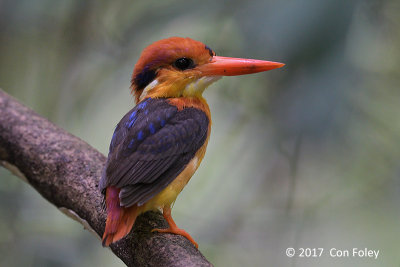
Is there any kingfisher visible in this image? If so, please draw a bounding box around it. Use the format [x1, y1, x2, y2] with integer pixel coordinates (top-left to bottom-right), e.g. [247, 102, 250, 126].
[99, 37, 284, 247]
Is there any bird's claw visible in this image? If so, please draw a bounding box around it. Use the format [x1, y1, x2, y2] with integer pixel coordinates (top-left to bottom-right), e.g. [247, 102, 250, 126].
[152, 227, 199, 249]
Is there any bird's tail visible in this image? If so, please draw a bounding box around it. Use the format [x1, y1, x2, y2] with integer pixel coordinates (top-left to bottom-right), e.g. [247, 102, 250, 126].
[102, 186, 138, 247]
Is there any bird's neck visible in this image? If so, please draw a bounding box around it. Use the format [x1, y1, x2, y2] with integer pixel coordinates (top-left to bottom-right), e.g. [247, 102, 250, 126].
[168, 96, 211, 126]
[168, 96, 209, 114]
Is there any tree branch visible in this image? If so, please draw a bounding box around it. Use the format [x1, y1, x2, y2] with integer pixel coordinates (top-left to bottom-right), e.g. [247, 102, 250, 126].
[0, 89, 212, 267]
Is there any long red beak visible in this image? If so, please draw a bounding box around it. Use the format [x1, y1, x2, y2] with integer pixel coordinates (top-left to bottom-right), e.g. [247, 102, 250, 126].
[198, 56, 285, 76]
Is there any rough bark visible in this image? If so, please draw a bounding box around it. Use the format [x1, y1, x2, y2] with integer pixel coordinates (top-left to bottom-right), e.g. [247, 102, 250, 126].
[0, 89, 212, 267]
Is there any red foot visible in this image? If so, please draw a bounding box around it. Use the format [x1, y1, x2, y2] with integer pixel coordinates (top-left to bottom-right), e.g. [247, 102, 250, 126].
[152, 206, 198, 249]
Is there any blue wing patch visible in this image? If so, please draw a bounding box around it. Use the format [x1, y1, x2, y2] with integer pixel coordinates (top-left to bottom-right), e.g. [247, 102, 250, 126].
[99, 98, 209, 207]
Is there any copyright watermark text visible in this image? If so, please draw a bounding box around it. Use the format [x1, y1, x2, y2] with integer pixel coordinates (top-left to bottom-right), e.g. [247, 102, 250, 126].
[285, 247, 379, 259]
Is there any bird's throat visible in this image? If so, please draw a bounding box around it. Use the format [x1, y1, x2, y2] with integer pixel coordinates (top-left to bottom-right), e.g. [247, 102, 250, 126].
[182, 76, 221, 97]
[139, 76, 221, 102]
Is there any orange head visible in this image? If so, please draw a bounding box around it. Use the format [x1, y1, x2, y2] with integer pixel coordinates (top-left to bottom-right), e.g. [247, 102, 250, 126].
[130, 37, 284, 103]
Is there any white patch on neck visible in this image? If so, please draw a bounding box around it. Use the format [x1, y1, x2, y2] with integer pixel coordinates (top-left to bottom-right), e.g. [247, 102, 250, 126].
[183, 76, 222, 96]
[139, 79, 159, 101]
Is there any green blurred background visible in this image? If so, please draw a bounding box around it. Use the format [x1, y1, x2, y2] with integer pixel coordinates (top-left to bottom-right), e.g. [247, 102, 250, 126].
[1, 0, 399, 266]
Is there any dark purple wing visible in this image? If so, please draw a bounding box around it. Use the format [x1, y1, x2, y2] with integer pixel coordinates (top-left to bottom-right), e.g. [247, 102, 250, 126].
[99, 98, 209, 207]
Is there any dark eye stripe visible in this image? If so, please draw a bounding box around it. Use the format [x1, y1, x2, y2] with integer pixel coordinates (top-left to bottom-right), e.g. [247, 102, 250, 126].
[134, 67, 157, 90]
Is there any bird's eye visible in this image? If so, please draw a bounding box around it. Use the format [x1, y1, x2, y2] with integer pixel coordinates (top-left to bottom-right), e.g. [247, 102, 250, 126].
[173, 57, 194, 70]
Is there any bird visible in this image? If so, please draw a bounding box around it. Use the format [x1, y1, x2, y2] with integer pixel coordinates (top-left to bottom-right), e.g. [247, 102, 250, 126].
[99, 37, 284, 247]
